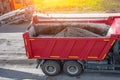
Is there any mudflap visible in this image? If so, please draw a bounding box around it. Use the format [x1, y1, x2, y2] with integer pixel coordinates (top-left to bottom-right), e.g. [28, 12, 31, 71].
[36, 59, 45, 68]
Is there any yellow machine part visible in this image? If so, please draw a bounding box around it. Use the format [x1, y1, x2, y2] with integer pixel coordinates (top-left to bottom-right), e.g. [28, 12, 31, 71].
[13, 0, 26, 9]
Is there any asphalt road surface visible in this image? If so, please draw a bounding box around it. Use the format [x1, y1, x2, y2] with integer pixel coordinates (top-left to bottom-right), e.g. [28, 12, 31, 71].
[0, 22, 120, 80]
[0, 22, 30, 33]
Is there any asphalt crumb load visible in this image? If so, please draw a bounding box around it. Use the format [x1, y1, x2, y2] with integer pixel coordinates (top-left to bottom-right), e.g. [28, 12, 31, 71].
[32, 23, 110, 37]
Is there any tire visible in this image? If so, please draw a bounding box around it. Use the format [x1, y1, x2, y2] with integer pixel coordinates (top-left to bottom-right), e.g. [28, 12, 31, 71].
[41, 60, 61, 76]
[63, 61, 83, 76]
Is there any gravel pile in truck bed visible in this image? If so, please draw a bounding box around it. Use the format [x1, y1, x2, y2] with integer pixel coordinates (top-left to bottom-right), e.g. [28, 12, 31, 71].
[54, 27, 101, 37]
[34, 23, 110, 37]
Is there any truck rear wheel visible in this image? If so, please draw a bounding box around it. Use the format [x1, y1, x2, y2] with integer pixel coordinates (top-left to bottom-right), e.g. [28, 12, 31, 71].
[41, 60, 61, 76]
[63, 61, 83, 76]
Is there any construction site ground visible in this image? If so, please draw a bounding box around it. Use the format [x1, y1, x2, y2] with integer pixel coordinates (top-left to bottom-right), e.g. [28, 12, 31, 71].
[0, 22, 120, 80]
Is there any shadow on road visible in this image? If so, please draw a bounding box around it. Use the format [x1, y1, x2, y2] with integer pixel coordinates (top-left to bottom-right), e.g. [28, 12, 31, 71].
[85, 72, 120, 77]
[1, 68, 120, 80]
[0, 68, 46, 80]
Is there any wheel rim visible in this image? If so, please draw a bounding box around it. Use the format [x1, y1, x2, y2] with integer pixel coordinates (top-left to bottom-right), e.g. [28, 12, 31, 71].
[67, 65, 78, 75]
[45, 65, 56, 74]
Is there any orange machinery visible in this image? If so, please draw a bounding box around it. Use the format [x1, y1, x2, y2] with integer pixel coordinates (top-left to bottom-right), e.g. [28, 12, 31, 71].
[10, 0, 33, 10]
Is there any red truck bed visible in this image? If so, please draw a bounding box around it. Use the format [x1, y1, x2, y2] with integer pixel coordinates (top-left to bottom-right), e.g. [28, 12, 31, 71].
[23, 14, 120, 61]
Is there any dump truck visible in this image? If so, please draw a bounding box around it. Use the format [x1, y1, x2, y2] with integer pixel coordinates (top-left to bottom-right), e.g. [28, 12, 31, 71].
[23, 13, 120, 76]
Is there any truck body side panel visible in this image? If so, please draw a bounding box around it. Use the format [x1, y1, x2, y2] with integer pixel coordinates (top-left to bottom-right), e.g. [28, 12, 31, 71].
[26, 37, 114, 60]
